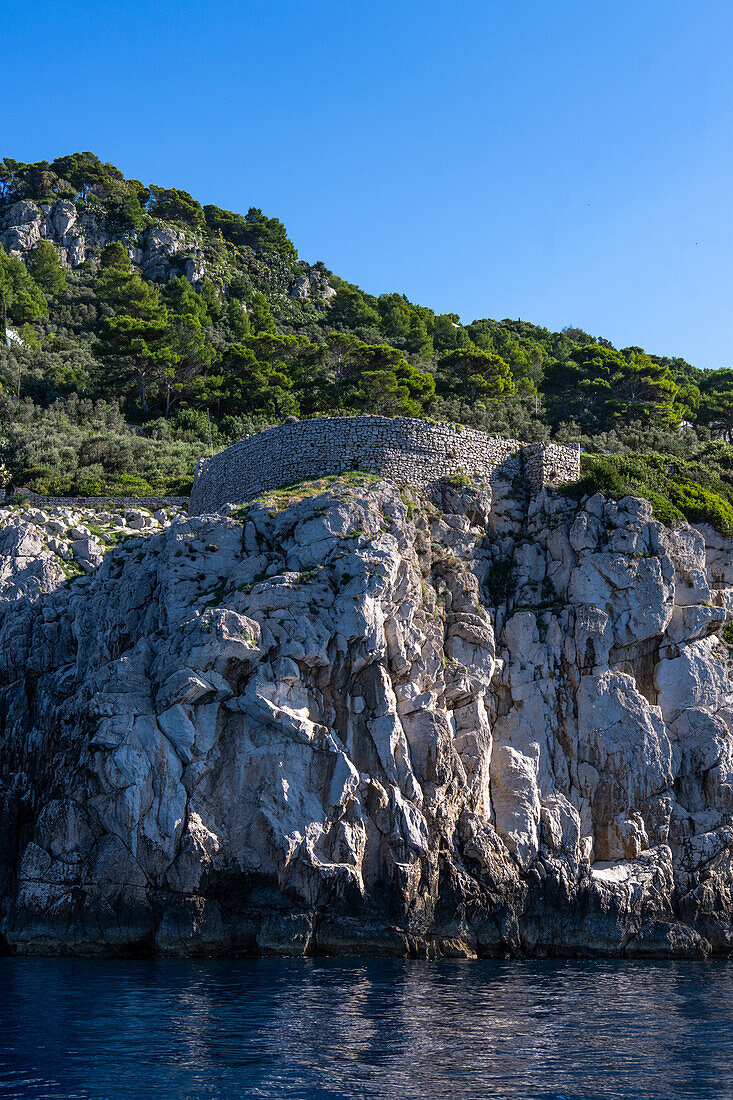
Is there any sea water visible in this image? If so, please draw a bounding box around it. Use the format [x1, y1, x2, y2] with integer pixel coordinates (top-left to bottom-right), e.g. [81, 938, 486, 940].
[0, 957, 731, 1099]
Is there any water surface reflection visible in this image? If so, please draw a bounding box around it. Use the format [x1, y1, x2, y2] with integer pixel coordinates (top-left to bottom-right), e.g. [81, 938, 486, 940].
[0, 957, 731, 1098]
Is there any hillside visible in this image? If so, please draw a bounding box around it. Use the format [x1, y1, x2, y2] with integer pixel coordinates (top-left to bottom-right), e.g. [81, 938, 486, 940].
[2, 151, 733, 529]
[2, 155, 733, 963]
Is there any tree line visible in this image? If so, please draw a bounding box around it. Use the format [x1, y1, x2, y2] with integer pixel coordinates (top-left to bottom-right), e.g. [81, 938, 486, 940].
[3, 151, 733, 519]
[1, 233, 714, 434]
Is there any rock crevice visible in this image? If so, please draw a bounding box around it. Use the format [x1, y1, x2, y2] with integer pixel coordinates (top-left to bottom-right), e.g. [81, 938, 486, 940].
[0, 478, 732, 957]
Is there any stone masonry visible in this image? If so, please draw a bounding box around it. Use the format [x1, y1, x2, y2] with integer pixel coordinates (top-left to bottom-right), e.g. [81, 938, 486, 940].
[188, 416, 580, 514]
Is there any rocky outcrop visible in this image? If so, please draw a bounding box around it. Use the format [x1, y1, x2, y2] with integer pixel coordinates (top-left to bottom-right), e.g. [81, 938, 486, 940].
[0, 501, 181, 594]
[1, 474, 732, 958]
[289, 268, 336, 300]
[0, 199, 205, 282]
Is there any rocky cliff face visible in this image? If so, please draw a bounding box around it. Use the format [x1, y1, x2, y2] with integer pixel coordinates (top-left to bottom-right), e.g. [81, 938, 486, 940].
[1, 198, 335, 298]
[1, 198, 205, 282]
[1, 473, 732, 958]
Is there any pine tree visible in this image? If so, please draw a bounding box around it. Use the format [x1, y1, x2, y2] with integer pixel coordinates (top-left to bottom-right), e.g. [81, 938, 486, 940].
[27, 241, 66, 295]
[95, 255, 175, 411]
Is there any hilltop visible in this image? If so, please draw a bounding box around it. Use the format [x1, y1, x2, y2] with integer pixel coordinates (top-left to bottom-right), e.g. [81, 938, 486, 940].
[2, 151, 733, 529]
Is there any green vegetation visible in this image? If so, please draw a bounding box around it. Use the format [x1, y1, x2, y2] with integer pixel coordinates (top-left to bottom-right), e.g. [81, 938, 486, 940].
[2, 151, 733, 528]
[252, 471, 380, 513]
[569, 453, 733, 533]
[444, 471, 475, 489]
[722, 621, 733, 652]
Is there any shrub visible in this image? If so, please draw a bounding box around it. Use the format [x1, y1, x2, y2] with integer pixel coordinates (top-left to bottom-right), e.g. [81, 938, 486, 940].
[567, 453, 733, 534]
[667, 478, 733, 534]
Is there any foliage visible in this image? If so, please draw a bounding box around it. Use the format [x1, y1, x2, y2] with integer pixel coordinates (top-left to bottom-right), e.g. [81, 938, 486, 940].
[0, 245, 47, 328]
[94, 248, 176, 411]
[27, 241, 66, 295]
[437, 348, 516, 404]
[544, 344, 680, 430]
[4, 150, 733, 518]
[569, 453, 733, 533]
[0, 395, 201, 495]
[149, 185, 204, 229]
[203, 203, 296, 259]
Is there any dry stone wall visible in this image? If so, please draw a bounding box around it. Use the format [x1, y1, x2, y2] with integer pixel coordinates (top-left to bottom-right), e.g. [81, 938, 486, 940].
[188, 416, 580, 514]
[13, 490, 188, 511]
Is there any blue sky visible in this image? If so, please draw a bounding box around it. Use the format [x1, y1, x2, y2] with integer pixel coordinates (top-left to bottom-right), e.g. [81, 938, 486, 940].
[3, 0, 732, 369]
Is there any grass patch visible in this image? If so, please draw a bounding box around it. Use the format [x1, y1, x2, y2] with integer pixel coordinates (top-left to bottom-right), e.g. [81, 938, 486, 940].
[60, 560, 85, 582]
[399, 489, 416, 519]
[722, 622, 733, 654]
[201, 579, 228, 607]
[253, 471, 382, 513]
[443, 471, 474, 489]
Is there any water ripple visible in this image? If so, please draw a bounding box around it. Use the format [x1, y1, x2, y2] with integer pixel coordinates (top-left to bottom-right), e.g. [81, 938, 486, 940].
[0, 958, 731, 1099]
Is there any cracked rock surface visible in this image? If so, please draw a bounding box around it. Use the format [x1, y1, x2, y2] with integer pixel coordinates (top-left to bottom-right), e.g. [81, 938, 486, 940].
[1, 474, 733, 958]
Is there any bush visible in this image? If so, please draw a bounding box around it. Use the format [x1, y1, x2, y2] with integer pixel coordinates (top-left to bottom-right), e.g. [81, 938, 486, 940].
[667, 478, 733, 533]
[568, 452, 733, 534]
[0, 396, 203, 497]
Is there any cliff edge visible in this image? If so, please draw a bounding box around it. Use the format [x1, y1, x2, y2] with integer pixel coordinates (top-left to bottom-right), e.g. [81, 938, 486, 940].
[1, 471, 732, 957]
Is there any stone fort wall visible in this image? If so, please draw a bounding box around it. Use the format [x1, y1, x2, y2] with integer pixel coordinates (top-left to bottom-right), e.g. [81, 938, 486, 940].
[188, 416, 581, 515]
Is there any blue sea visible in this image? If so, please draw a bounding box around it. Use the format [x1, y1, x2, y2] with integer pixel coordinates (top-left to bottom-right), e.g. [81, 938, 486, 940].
[0, 957, 731, 1099]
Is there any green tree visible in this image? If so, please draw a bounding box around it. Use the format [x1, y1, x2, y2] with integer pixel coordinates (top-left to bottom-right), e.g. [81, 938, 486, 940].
[0, 247, 47, 325]
[567, 344, 679, 428]
[698, 370, 733, 440]
[356, 370, 422, 416]
[405, 313, 434, 358]
[221, 341, 298, 418]
[438, 348, 515, 403]
[95, 257, 175, 412]
[103, 180, 146, 230]
[50, 152, 113, 199]
[161, 275, 209, 323]
[433, 313, 470, 352]
[99, 240, 132, 273]
[378, 293, 413, 342]
[242, 207, 297, 259]
[203, 204, 297, 258]
[249, 291, 276, 334]
[160, 277, 216, 415]
[0, 159, 24, 200]
[335, 341, 435, 414]
[321, 332, 363, 405]
[376, 293, 434, 358]
[226, 298, 251, 340]
[0, 250, 11, 333]
[149, 185, 204, 229]
[164, 313, 216, 416]
[27, 241, 66, 295]
[675, 381, 701, 424]
[199, 279, 223, 321]
[329, 286, 381, 331]
[10, 286, 48, 324]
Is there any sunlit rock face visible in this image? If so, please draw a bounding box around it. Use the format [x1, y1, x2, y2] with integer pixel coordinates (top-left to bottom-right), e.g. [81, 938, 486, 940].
[1, 475, 733, 958]
[0, 199, 205, 282]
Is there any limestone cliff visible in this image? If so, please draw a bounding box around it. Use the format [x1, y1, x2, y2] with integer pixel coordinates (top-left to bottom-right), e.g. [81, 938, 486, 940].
[1, 197, 335, 296]
[1, 198, 205, 282]
[1, 472, 732, 958]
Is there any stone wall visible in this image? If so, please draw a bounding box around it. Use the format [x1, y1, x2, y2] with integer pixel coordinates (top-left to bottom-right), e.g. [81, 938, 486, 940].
[12, 489, 188, 511]
[189, 416, 580, 515]
[523, 441, 584, 493]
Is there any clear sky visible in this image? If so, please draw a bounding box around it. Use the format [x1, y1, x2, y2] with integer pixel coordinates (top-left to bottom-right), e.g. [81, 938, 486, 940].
[3, 0, 732, 369]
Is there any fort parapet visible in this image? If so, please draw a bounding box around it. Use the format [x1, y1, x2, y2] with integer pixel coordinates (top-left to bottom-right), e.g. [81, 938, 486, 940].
[188, 416, 581, 514]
